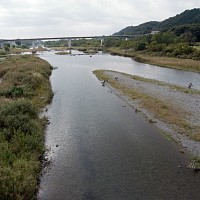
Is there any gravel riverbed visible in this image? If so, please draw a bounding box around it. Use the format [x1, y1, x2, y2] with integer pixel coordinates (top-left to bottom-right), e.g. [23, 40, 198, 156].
[103, 71, 200, 157]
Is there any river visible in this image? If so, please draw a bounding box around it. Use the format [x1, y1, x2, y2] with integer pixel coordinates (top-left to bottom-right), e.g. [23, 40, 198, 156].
[38, 51, 200, 200]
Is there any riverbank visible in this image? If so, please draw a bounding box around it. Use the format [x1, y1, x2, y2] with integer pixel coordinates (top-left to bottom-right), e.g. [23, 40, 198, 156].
[0, 55, 53, 199]
[94, 69, 200, 165]
[11, 47, 47, 54]
[107, 48, 200, 73]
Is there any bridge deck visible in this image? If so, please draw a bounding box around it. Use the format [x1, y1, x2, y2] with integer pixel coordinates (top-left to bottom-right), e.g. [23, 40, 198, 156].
[0, 35, 138, 42]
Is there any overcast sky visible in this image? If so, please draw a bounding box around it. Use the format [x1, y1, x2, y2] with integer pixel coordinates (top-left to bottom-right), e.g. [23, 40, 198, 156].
[0, 0, 199, 39]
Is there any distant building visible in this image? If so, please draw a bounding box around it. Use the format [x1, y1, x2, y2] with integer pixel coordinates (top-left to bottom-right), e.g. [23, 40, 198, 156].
[150, 31, 159, 34]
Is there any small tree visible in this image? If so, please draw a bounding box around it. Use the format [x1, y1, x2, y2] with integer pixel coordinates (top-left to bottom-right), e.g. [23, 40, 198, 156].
[4, 46, 10, 52]
[15, 40, 21, 46]
[135, 42, 146, 51]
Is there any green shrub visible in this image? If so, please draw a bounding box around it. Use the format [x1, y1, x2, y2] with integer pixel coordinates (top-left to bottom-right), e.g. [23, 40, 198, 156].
[0, 100, 37, 117]
[0, 100, 44, 199]
[0, 50, 7, 55]
[11, 130, 44, 156]
[0, 86, 35, 98]
[0, 55, 52, 199]
[4, 46, 10, 52]
[0, 100, 38, 141]
[148, 42, 167, 52]
[0, 86, 24, 98]
[0, 141, 17, 166]
[0, 158, 39, 199]
[174, 44, 194, 56]
[135, 42, 147, 51]
[23, 75, 42, 90]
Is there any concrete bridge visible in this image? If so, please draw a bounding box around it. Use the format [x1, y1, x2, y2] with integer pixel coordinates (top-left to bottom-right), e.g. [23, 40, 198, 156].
[0, 35, 137, 49]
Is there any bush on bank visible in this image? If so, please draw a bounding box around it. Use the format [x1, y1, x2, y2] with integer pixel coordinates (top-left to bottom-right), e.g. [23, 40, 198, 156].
[0, 55, 52, 199]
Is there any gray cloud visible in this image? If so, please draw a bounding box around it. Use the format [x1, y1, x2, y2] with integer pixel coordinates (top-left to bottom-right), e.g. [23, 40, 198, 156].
[0, 0, 199, 38]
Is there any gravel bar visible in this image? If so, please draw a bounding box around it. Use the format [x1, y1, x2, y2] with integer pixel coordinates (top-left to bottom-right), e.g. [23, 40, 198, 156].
[104, 71, 200, 157]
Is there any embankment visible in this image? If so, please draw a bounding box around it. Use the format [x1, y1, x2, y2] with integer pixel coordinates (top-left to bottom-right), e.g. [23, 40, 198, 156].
[107, 48, 200, 73]
[0, 55, 53, 199]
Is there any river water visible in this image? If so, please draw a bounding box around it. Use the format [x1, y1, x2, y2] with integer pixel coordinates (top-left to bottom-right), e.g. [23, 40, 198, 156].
[38, 51, 200, 200]
[40, 51, 200, 90]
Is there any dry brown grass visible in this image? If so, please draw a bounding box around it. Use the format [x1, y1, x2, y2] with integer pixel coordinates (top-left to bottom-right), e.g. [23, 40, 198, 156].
[10, 47, 47, 54]
[0, 55, 52, 107]
[137, 54, 200, 73]
[107, 48, 200, 73]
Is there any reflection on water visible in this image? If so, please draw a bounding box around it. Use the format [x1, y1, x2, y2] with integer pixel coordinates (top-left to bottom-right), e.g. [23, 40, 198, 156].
[38, 51, 200, 200]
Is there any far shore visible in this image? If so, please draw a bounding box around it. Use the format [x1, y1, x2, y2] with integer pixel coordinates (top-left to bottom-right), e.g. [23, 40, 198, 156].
[106, 48, 200, 73]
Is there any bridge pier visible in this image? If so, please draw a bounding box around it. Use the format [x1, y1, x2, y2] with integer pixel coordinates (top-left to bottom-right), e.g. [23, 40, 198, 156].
[100, 38, 104, 46]
[68, 39, 72, 53]
[0, 42, 4, 49]
[32, 41, 37, 54]
[32, 41, 36, 49]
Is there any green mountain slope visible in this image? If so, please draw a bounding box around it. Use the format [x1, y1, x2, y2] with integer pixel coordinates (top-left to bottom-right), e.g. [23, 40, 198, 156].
[114, 8, 200, 35]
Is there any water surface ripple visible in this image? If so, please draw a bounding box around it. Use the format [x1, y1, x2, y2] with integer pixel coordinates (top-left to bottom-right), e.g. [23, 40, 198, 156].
[38, 51, 200, 200]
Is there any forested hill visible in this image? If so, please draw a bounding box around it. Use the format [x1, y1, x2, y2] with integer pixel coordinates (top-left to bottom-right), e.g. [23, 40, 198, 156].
[114, 8, 200, 35]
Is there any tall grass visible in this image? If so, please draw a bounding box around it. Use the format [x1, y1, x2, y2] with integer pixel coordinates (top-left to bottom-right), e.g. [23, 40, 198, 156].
[0, 55, 52, 199]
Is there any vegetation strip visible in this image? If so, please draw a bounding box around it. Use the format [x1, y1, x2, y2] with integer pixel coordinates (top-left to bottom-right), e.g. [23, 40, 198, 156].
[0, 55, 53, 199]
[107, 48, 200, 73]
[93, 70, 200, 142]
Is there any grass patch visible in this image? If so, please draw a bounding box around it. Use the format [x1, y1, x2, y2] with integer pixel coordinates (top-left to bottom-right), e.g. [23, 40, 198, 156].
[55, 51, 71, 55]
[48, 47, 69, 51]
[74, 46, 103, 52]
[0, 55, 53, 199]
[93, 70, 199, 141]
[10, 47, 47, 54]
[189, 156, 200, 171]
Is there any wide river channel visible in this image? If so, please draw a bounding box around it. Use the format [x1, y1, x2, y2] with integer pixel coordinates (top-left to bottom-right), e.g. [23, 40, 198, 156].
[38, 51, 200, 200]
